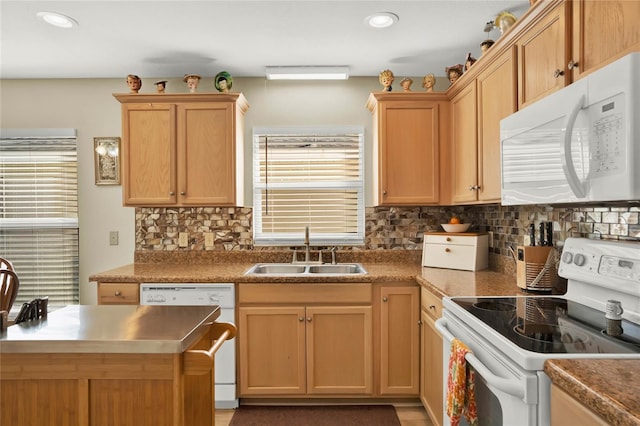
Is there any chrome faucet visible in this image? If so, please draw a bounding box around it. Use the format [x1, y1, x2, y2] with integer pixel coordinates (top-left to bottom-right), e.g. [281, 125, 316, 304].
[330, 246, 338, 264]
[304, 225, 310, 262]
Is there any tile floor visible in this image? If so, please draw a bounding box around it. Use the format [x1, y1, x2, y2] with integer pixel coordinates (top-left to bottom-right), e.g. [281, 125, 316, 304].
[215, 405, 434, 425]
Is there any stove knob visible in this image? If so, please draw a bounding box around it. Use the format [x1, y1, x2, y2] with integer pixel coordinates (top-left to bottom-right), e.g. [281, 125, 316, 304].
[561, 252, 573, 264]
[573, 253, 587, 266]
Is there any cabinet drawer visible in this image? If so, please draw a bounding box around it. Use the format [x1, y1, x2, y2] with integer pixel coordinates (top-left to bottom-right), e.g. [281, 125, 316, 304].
[98, 282, 139, 305]
[421, 288, 443, 321]
[239, 283, 371, 304]
[424, 233, 482, 246]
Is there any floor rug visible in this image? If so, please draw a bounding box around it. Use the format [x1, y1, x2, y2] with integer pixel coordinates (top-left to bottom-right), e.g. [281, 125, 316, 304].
[229, 404, 401, 426]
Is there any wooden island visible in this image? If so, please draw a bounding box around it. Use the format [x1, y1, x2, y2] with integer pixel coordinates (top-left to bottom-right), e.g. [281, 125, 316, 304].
[0, 305, 235, 426]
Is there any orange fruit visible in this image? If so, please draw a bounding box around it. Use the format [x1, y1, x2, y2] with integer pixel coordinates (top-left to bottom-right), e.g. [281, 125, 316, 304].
[449, 217, 461, 224]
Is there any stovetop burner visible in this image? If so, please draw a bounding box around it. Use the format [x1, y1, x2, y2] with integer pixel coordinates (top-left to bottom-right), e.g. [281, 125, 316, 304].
[452, 296, 640, 354]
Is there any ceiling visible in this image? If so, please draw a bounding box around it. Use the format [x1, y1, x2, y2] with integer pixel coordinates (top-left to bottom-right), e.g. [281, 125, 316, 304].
[1, 0, 530, 80]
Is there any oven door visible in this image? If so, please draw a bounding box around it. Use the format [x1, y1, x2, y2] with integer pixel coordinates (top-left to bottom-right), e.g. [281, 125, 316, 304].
[436, 315, 540, 426]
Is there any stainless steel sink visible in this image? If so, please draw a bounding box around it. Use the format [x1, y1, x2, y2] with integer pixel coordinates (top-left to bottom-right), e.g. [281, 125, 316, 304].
[307, 264, 365, 274]
[245, 263, 367, 276]
[246, 264, 307, 274]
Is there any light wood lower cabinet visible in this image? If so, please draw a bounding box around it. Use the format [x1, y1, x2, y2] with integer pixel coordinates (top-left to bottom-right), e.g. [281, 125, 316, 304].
[97, 282, 139, 305]
[420, 288, 443, 426]
[377, 284, 420, 396]
[0, 330, 217, 426]
[238, 284, 373, 396]
[550, 384, 608, 425]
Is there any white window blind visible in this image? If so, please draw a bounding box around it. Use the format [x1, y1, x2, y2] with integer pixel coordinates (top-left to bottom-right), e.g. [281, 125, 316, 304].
[0, 129, 79, 310]
[253, 127, 364, 246]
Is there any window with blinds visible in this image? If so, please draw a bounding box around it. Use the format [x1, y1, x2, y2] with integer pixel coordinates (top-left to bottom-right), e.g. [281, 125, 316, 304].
[253, 127, 364, 246]
[0, 129, 79, 311]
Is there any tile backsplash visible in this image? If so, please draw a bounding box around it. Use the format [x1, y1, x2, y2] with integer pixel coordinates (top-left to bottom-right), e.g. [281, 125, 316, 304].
[135, 204, 640, 256]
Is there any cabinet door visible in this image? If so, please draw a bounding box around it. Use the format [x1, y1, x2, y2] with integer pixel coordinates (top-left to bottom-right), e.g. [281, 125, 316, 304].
[238, 306, 306, 395]
[451, 82, 478, 204]
[122, 103, 177, 205]
[476, 47, 517, 202]
[550, 384, 608, 426]
[379, 286, 420, 395]
[306, 306, 373, 394]
[571, 0, 640, 81]
[378, 100, 440, 205]
[517, 1, 570, 108]
[177, 102, 236, 206]
[421, 310, 443, 426]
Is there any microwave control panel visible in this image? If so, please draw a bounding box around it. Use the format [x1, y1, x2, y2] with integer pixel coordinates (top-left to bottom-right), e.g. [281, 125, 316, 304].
[590, 93, 625, 176]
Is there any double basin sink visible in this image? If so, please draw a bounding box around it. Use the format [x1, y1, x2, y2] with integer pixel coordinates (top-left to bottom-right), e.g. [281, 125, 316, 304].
[245, 263, 367, 276]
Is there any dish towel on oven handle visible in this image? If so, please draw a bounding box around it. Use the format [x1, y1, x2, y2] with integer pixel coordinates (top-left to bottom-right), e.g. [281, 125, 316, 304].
[446, 338, 478, 426]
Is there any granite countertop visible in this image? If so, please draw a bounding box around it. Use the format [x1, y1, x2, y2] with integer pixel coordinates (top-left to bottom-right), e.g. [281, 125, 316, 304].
[545, 359, 640, 426]
[89, 257, 637, 423]
[1, 305, 219, 354]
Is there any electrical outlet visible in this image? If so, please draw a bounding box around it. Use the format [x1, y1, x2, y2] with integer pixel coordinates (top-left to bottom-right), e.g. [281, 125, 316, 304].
[109, 231, 119, 246]
[204, 232, 214, 247]
[488, 231, 494, 248]
[178, 232, 189, 247]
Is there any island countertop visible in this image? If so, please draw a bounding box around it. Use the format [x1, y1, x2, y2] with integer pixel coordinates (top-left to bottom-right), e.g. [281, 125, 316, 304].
[1, 305, 220, 354]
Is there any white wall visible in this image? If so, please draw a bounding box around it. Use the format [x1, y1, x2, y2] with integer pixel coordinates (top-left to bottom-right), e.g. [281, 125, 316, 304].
[0, 75, 449, 304]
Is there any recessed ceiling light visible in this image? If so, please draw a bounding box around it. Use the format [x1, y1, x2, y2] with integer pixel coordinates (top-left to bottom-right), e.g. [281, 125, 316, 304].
[36, 11, 78, 29]
[365, 12, 399, 29]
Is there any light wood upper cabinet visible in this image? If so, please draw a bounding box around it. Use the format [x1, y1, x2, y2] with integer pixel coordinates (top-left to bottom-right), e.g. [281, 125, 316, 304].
[450, 83, 478, 204]
[377, 284, 420, 396]
[114, 93, 248, 207]
[449, 49, 517, 205]
[516, 0, 570, 108]
[570, 0, 640, 80]
[476, 47, 517, 203]
[367, 93, 451, 206]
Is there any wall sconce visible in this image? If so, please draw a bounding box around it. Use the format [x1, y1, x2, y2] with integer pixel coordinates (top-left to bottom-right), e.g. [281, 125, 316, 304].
[94, 137, 120, 185]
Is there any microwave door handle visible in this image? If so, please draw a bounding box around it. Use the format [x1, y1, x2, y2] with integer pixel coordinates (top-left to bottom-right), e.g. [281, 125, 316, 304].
[560, 95, 587, 198]
[435, 318, 525, 399]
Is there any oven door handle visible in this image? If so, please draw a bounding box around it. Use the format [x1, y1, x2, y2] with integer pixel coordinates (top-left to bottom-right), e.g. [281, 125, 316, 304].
[436, 318, 525, 400]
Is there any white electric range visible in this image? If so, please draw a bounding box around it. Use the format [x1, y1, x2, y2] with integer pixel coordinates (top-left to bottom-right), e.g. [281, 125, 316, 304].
[436, 237, 640, 425]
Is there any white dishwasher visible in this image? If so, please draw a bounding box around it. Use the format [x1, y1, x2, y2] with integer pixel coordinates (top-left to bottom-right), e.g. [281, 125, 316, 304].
[139, 283, 238, 409]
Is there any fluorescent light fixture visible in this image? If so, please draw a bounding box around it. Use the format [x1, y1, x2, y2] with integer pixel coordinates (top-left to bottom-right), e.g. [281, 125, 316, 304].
[266, 66, 350, 80]
[365, 12, 399, 29]
[37, 11, 78, 28]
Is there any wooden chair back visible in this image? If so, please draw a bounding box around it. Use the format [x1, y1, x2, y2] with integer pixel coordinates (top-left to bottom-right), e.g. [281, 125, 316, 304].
[0, 256, 14, 271]
[0, 269, 20, 313]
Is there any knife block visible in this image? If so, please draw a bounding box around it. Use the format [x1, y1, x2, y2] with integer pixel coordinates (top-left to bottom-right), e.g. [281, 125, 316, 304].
[516, 246, 557, 291]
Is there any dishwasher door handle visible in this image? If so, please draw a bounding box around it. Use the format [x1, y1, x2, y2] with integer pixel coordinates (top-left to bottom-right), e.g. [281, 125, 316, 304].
[435, 318, 525, 399]
[183, 322, 237, 375]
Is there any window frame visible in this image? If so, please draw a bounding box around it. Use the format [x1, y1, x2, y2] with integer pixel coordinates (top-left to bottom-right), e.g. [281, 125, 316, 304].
[252, 126, 365, 247]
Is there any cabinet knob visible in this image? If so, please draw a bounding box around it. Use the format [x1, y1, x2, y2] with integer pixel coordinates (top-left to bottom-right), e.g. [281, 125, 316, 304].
[299, 317, 304, 322]
[445, 248, 451, 253]
[169, 191, 175, 196]
[468, 185, 480, 191]
[114, 291, 121, 296]
[383, 190, 387, 195]
[554, 69, 565, 78]
[307, 317, 312, 322]
[568, 60, 579, 70]
[446, 237, 452, 242]
[382, 296, 388, 302]
[429, 304, 436, 310]
[180, 191, 186, 195]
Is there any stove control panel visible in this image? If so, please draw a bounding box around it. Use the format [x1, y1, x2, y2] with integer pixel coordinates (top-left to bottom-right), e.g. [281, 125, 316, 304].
[599, 255, 639, 282]
[559, 238, 640, 301]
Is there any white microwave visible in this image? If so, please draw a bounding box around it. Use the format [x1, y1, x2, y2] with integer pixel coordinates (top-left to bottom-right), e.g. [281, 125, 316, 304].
[500, 52, 640, 205]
